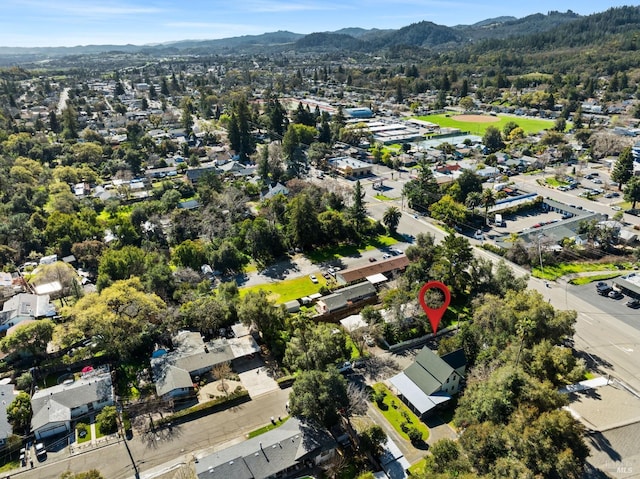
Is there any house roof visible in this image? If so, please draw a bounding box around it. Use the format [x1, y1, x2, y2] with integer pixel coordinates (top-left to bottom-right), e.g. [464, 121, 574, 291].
[153, 365, 194, 397]
[195, 417, 335, 479]
[318, 293, 348, 312]
[441, 349, 466, 371]
[413, 347, 455, 385]
[388, 372, 450, 415]
[334, 282, 376, 302]
[151, 331, 260, 396]
[1, 293, 54, 322]
[337, 256, 409, 284]
[0, 384, 16, 440]
[31, 369, 113, 432]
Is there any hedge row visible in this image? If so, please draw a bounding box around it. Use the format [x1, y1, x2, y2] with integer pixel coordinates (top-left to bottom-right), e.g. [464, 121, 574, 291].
[157, 389, 251, 426]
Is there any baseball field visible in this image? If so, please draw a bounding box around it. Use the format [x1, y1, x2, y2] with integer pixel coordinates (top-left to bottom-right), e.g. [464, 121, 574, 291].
[414, 113, 558, 135]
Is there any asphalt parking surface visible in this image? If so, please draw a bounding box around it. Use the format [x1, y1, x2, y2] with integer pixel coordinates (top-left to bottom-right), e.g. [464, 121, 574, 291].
[568, 281, 640, 333]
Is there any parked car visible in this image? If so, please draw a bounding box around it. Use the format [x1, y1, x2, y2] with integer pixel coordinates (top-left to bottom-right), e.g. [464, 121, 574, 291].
[626, 299, 640, 309]
[473, 230, 484, 240]
[382, 253, 391, 259]
[309, 274, 318, 283]
[35, 442, 46, 460]
[608, 290, 624, 300]
[369, 257, 377, 262]
[337, 361, 353, 374]
[596, 282, 612, 296]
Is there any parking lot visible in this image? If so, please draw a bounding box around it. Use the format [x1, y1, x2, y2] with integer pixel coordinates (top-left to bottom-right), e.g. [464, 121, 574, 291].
[570, 281, 640, 333]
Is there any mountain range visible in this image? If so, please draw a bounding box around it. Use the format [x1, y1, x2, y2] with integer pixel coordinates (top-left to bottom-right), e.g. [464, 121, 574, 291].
[0, 6, 637, 61]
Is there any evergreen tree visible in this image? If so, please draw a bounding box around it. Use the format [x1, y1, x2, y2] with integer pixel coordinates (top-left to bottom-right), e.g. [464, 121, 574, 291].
[348, 180, 368, 234]
[612, 146, 634, 190]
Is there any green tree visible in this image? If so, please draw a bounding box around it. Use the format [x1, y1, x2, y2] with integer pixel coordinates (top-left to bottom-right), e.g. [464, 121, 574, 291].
[481, 188, 496, 225]
[7, 391, 32, 434]
[289, 369, 349, 428]
[287, 194, 321, 250]
[0, 319, 55, 357]
[625, 175, 640, 209]
[611, 146, 634, 190]
[455, 169, 483, 203]
[359, 424, 387, 457]
[382, 206, 401, 234]
[482, 125, 504, 153]
[348, 180, 368, 234]
[429, 195, 467, 226]
[284, 322, 349, 372]
[237, 291, 287, 358]
[402, 160, 440, 212]
[64, 278, 167, 360]
[96, 405, 119, 434]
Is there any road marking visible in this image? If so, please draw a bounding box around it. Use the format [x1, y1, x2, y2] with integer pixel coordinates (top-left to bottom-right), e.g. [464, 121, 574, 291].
[609, 341, 634, 354]
[580, 313, 596, 325]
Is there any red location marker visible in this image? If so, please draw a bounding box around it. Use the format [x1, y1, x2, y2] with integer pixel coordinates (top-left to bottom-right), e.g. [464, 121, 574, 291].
[418, 281, 451, 334]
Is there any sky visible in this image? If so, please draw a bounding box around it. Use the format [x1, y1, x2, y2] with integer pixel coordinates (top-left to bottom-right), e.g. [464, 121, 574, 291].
[0, 0, 636, 48]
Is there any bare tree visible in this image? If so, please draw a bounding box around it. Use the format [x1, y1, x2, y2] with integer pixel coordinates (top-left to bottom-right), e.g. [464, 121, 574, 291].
[346, 382, 369, 418]
[212, 361, 232, 396]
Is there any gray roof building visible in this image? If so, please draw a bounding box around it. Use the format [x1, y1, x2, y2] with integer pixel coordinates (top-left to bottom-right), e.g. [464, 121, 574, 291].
[0, 384, 16, 447]
[195, 417, 336, 479]
[151, 330, 260, 398]
[31, 367, 114, 439]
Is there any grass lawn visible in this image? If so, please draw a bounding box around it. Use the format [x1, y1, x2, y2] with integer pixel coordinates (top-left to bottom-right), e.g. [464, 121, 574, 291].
[346, 335, 362, 359]
[414, 113, 556, 136]
[77, 425, 92, 444]
[0, 461, 20, 473]
[240, 274, 328, 303]
[407, 458, 428, 477]
[569, 272, 623, 285]
[247, 416, 289, 438]
[306, 235, 398, 263]
[372, 383, 429, 442]
[533, 262, 634, 280]
[544, 177, 566, 187]
[374, 193, 398, 201]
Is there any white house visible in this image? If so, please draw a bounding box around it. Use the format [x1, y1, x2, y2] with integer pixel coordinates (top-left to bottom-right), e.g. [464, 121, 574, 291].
[30, 367, 114, 439]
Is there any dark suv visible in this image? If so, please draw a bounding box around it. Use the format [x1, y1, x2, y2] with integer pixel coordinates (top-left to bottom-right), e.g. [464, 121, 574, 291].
[596, 282, 612, 296]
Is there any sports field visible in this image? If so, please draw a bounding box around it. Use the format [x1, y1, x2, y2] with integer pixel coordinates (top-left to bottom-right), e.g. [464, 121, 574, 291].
[414, 113, 557, 135]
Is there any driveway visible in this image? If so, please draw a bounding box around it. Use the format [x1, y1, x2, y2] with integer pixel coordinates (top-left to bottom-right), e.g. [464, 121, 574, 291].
[234, 356, 280, 398]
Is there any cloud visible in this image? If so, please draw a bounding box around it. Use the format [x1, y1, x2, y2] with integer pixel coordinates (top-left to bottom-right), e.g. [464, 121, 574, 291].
[243, 0, 347, 13]
[10, 0, 163, 18]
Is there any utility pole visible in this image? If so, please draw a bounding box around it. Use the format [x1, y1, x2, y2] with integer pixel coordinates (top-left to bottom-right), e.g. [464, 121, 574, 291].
[117, 402, 140, 479]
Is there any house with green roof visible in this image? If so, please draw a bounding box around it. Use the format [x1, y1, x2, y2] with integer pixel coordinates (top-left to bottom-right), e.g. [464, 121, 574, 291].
[389, 347, 465, 418]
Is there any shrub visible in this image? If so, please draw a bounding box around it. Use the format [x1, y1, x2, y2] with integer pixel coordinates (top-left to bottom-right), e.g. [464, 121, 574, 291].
[96, 405, 118, 435]
[407, 426, 423, 443]
[15, 372, 33, 391]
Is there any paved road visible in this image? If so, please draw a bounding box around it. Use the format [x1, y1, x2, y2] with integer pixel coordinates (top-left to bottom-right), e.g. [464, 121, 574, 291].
[16, 389, 291, 479]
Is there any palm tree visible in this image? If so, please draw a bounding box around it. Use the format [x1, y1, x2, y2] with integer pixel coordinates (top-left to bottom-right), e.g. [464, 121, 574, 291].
[481, 188, 496, 226]
[382, 206, 402, 234]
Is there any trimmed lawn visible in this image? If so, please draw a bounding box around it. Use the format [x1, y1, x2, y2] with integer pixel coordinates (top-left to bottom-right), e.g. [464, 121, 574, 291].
[414, 113, 556, 135]
[247, 416, 289, 438]
[533, 262, 634, 280]
[306, 235, 398, 263]
[372, 383, 429, 442]
[76, 424, 92, 444]
[374, 193, 397, 201]
[240, 274, 329, 303]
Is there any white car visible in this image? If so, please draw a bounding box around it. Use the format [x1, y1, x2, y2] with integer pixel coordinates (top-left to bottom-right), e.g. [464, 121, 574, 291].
[309, 274, 318, 283]
[474, 230, 484, 240]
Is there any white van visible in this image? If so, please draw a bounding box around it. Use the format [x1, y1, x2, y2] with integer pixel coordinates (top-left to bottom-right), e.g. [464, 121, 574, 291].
[495, 214, 505, 227]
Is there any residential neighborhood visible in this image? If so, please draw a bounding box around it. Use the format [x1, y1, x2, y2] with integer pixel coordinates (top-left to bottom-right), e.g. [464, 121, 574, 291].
[3, 5, 640, 479]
